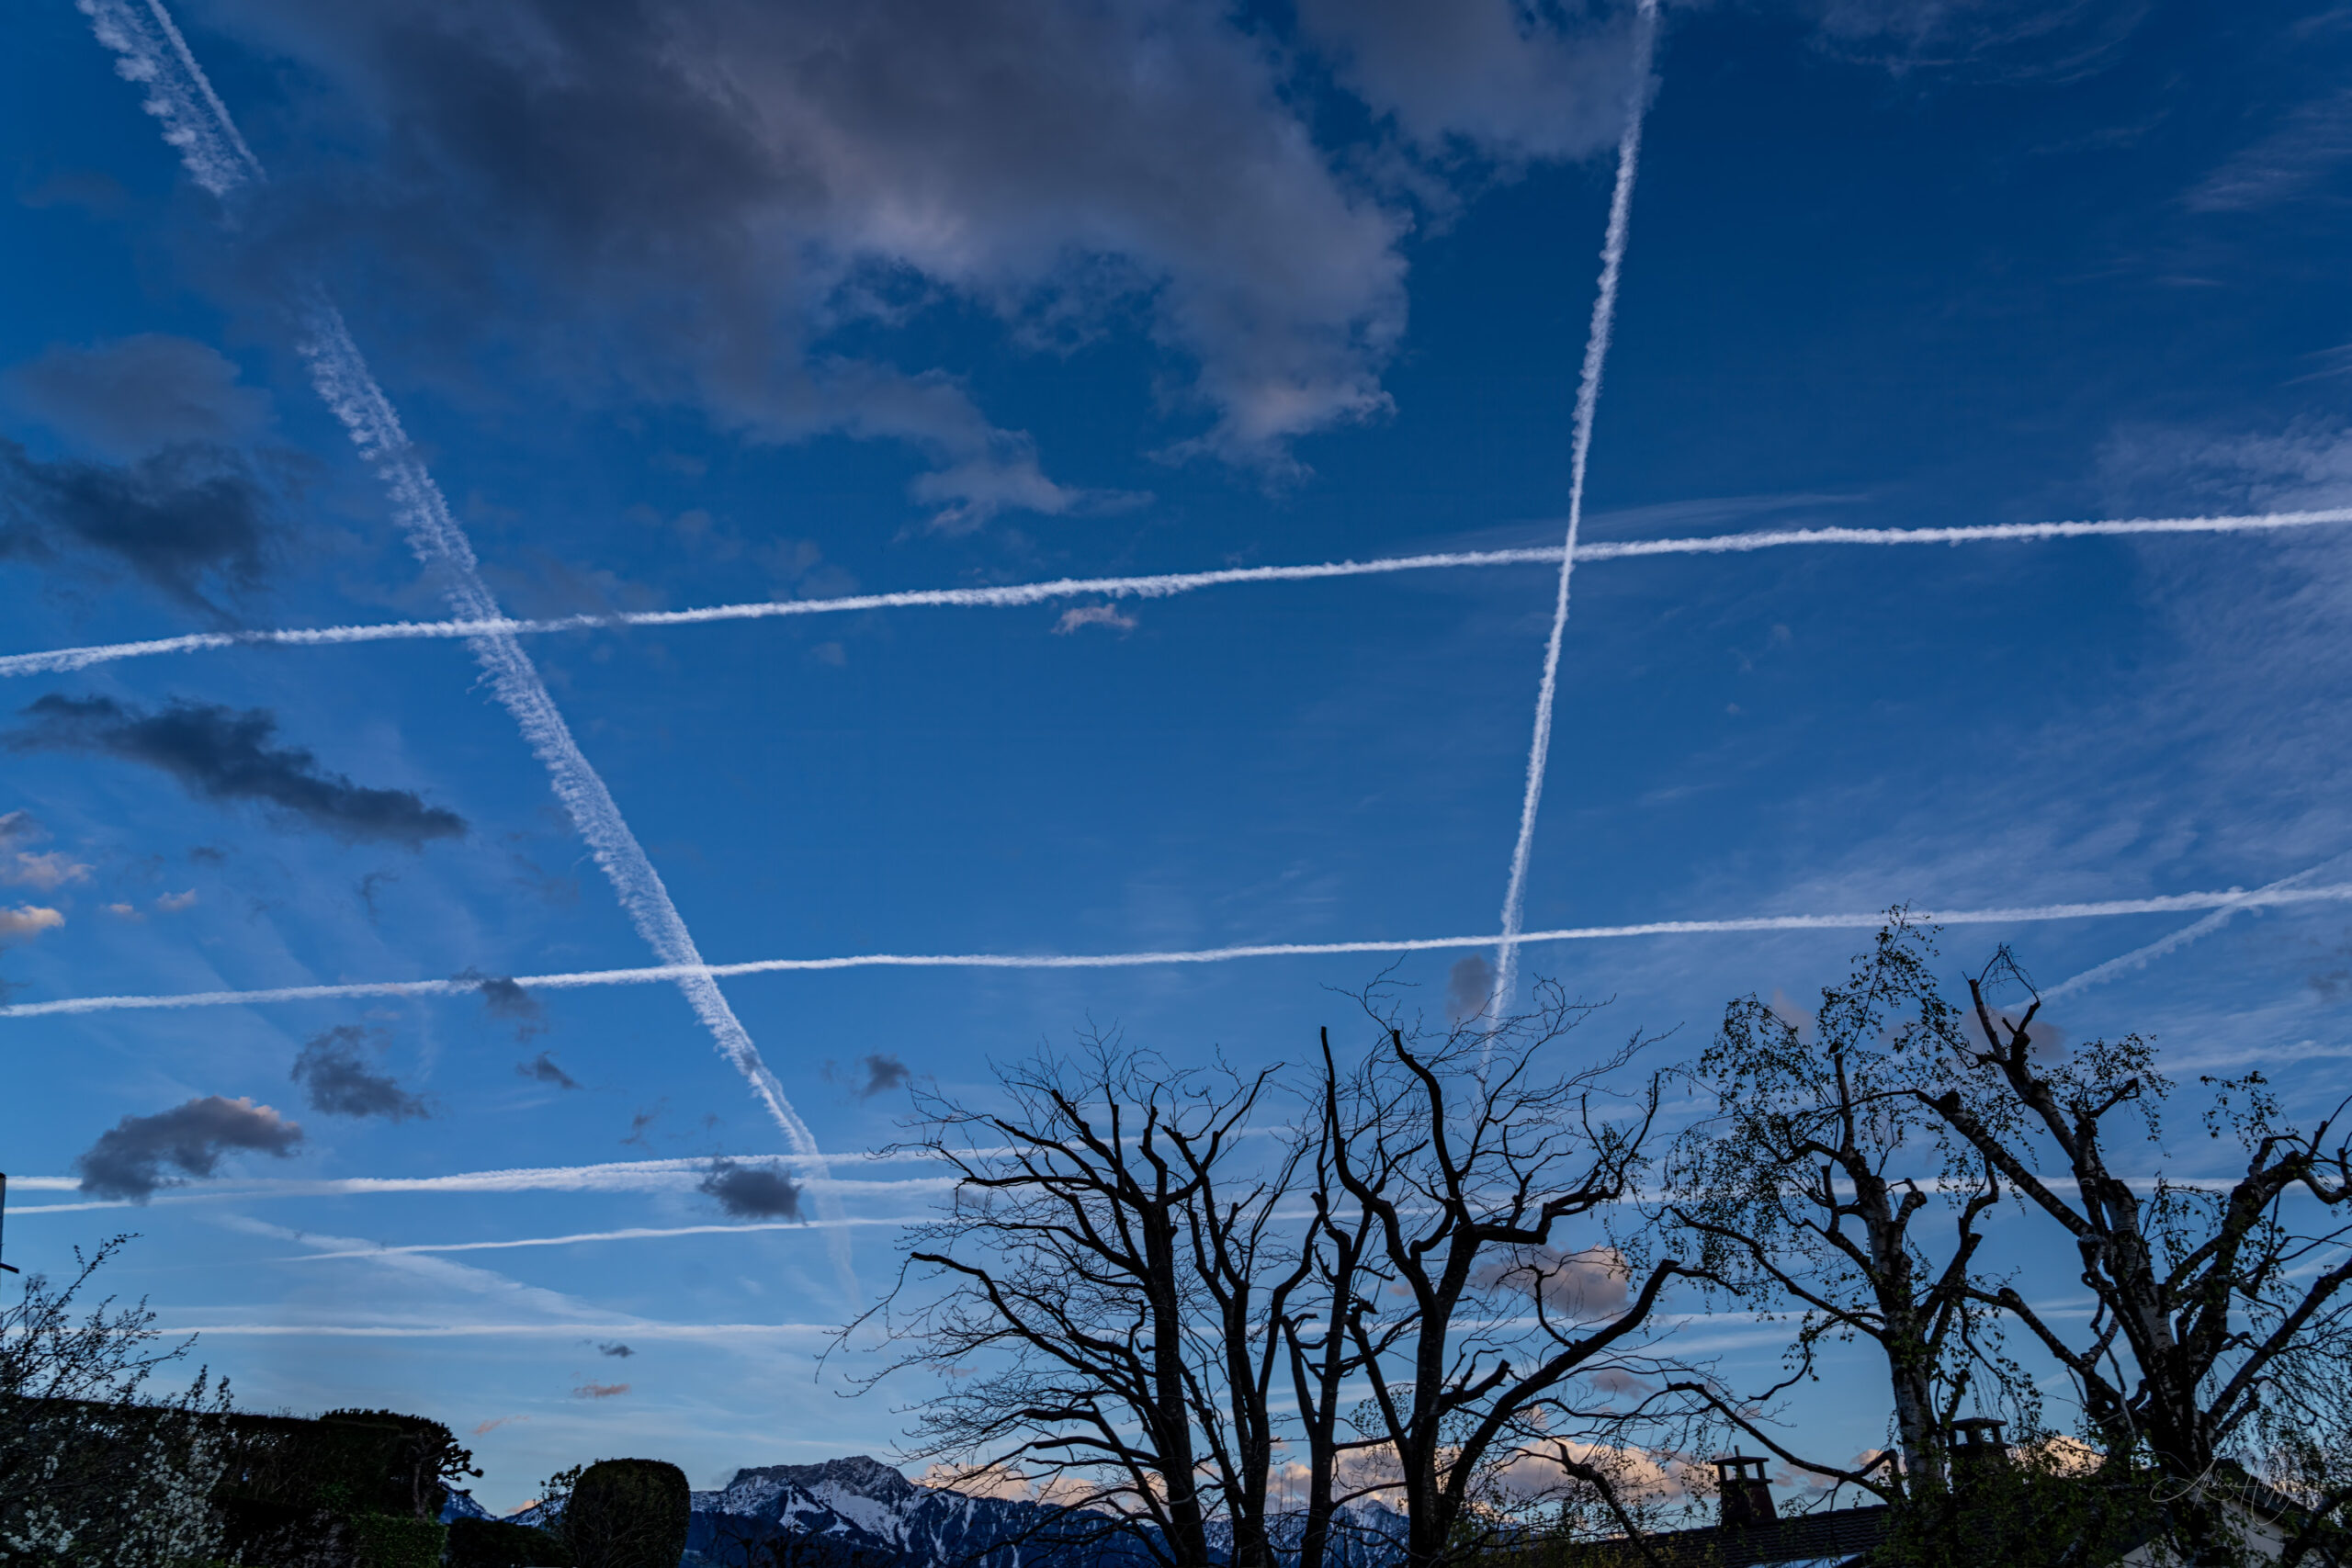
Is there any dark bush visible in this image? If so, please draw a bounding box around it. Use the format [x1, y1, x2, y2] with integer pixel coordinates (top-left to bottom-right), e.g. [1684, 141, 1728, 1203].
[566, 1458, 690, 1568]
[447, 1515, 574, 1567]
[349, 1512, 447, 1568]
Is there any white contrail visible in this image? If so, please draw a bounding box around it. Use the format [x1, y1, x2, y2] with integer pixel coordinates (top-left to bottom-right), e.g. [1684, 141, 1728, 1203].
[2043, 855, 2352, 999]
[282, 1216, 943, 1259]
[77, 0, 265, 197]
[156, 1321, 832, 1340]
[16, 882, 2352, 1020]
[10, 510, 2352, 680]
[1491, 0, 1660, 1022]
[83, 2, 852, 1290]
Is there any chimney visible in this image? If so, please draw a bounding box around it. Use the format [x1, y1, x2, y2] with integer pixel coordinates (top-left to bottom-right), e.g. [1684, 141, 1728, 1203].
[1713, 1455, 1778, 1530]
[1950, 1418, 2008, 1493]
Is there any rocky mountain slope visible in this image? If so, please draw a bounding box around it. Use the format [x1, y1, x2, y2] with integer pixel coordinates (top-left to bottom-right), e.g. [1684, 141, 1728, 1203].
[453, 1453, 1408, 1568]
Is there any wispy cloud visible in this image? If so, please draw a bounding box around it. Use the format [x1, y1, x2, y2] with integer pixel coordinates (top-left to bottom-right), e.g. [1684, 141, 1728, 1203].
[11, 694, 467, 846]
[2187, 89, 2352, 212]
[0, 437, 277, 612]
[290, 1024, 429, 1122]
[4, 333, 272, 459]
[516, 1052, 580, 1090]
[0, 809, 90, 891]
[1051, 604, 1136, 636]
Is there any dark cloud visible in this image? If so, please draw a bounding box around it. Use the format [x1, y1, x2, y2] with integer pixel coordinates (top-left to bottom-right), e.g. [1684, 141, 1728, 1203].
[596, 1341, 634, 1359]
[291, 1024, 429, 1121]
[517, 1052, 581, 1090]
[204, 0, 1634, 490]
[75, 1095, 305, 1201]
[699, 1158, 803, 1221]
[356, 868, 397, 919]
[622, 1104, 662, 1148]
[854, 1053, 912, 1100]
[456, 967, 547, 1038]
[6, 335, 272, 460]
[12, 694, 467, 847]
[1445, 953, 1495, 1025]
[0, 438, 276, 612]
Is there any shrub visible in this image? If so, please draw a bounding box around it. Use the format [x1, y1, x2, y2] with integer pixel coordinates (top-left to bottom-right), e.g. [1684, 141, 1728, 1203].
[347, 1512, 447, 1568]
[565, 1459, 690, 1568]
[446, 1516, 573, 1567]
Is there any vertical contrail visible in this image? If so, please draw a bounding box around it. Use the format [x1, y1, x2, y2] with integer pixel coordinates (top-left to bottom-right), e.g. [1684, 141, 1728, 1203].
[1490, 0, 1661, 1021]
[80, 0, 853, 1291]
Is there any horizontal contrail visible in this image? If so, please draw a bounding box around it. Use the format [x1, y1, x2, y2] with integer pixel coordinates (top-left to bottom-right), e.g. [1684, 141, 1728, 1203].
[281, 1215, 941, 1259]
[12, 882, 2352, 1020]
[155, 1321, 832, 1339]
[6, 1157, 961, 1212]
[6, 509, 2350, 680]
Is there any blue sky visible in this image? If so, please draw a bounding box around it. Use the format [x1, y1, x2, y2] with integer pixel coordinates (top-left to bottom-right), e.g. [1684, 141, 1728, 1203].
[5, 0, 2352, 1511]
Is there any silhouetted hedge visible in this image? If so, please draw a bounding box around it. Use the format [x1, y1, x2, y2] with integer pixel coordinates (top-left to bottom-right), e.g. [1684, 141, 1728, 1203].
[348, 1512, 447, 1568]
[447, 1515, 574, 1567]
[209, 1406, 470, 1566]
[567, 1458, 691, 1568]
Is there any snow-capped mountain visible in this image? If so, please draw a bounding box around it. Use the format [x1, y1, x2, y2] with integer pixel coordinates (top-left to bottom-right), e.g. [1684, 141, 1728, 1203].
[682, 1455, 1408, 1568]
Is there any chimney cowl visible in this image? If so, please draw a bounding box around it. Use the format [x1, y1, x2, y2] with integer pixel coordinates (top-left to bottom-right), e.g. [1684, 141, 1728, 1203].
[1712, 1455, 1778, 1530]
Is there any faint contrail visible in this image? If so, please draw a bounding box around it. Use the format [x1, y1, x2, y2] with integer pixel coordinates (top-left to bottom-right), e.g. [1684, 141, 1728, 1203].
[82, 0, 852, 1290]
[2044, 855, 2352, 999]
[283, 1215, 944, 1259]
[1491, 0, 1660, 1022]
[16, 883, 2352, 1020]
[10, 511, 2352, 679]
[158, 1321, 834, 1339]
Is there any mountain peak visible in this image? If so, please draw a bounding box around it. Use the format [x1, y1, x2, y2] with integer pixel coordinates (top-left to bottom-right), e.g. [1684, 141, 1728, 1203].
[721, 1453, 919, 1502]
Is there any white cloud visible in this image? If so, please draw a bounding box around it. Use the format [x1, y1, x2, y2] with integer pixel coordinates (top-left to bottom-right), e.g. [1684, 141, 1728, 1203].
[0, 809, 92, 892]
[1295, 0, 1645, 163]
[209, 0, 1639, 482]
[0, 904, 65, 939]
[1052, 604, 1138, 636]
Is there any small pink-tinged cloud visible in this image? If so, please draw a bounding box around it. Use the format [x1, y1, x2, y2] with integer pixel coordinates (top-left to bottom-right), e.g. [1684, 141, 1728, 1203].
[154, 889, 198, 913]
[105, 902, 144, 922]
[474, 1416, 528, 1436]
[1052, 604, 1137, 636]
[0, 903, 66, 939]
[574, 1382, 629, 1399]
[0, 810, 91, 891]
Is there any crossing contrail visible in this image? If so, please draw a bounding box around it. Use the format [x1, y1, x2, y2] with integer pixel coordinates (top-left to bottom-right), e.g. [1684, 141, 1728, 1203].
[2043, 855, 2352, 999]
[1491, 0, 1662, 1023]
[8, 510, 2352, 680]
[14, 883, 2352, 1021]
[81, 0, 852, 1290]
